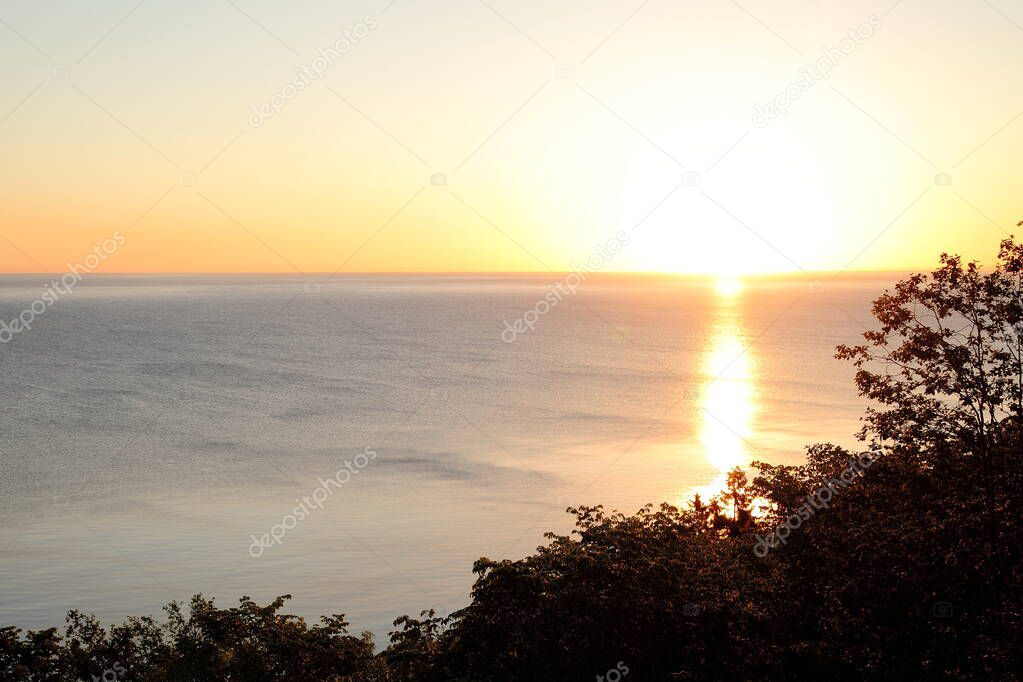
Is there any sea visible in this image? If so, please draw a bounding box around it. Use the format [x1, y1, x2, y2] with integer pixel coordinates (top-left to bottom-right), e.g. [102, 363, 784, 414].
[0, 273, 896, 642]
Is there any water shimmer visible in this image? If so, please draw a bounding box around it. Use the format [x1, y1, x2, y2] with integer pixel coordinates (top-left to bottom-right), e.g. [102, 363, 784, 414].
[0, 274, 891, 639]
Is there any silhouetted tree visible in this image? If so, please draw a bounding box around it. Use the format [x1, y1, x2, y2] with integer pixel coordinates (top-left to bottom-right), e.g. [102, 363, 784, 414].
[837, 237, 1023, 579]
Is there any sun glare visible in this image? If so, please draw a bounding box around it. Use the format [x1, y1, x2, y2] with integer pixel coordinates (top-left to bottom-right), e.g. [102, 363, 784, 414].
[698, 275, 756, 473]
[699, 332, 755, 473]
[714, 277, 743, 297]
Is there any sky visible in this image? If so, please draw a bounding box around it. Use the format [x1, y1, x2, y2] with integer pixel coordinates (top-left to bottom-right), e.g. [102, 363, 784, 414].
[0, 0, 1020, 274]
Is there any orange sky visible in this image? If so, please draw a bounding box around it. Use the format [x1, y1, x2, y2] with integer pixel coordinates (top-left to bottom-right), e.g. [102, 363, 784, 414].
[1, 0, 1020, 274]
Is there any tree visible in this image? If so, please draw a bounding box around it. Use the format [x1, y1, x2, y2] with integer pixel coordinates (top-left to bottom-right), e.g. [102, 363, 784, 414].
[836, 237, 1023, 455]
[836, 236, 1023, 558]
[383, 609, 449, 681]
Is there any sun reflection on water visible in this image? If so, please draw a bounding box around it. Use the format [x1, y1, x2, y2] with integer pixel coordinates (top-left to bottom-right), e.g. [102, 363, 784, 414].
[714, 276, 743, 298]
[679, 277, 758, 507]
[700, 331, 754, 472]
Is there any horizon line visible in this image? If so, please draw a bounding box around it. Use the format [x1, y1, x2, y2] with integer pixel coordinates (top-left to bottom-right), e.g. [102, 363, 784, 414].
[0, 269, 918, 277]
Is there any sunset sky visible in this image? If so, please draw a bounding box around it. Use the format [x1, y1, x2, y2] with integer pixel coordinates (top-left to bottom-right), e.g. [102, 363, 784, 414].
[1, 0, 1020, 274]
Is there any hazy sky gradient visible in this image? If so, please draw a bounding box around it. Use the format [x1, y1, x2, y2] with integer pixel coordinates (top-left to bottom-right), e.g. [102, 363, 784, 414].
[1, 0, 1020, 273]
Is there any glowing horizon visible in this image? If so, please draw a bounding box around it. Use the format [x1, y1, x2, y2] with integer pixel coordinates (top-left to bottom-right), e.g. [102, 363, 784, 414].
[1, 1, 1020, 275]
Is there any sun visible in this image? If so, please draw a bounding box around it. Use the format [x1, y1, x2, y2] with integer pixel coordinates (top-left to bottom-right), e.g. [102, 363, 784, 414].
[714, 277, 743, 297]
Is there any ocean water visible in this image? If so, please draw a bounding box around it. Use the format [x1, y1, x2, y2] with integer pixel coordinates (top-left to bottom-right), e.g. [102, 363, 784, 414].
[0, 273, 894, 641]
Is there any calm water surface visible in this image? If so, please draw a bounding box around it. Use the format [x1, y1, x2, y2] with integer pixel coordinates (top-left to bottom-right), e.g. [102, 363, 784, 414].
[0, 274, 894, 640]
